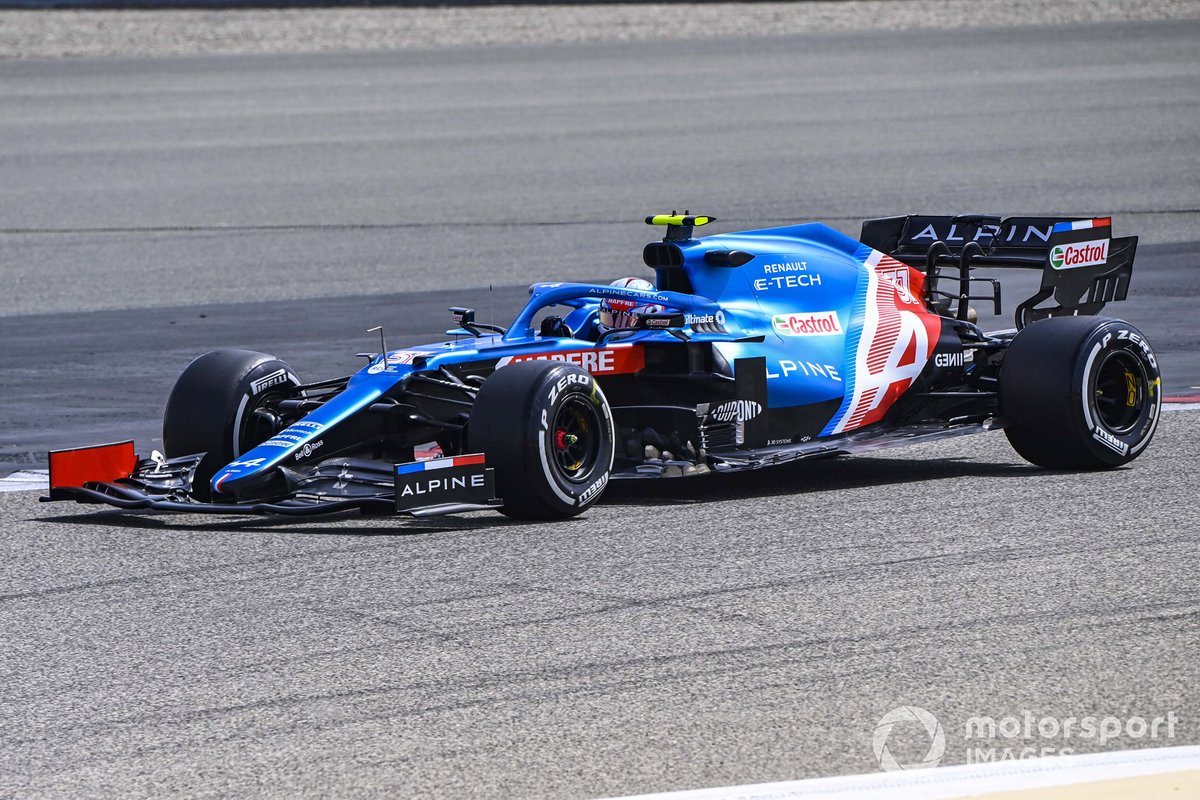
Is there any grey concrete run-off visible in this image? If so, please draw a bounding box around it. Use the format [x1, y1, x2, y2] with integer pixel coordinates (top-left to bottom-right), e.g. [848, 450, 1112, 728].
[3, 412, 1199, 798]
[1, 20, 1198, 317]
[3, 1, 1200, 58]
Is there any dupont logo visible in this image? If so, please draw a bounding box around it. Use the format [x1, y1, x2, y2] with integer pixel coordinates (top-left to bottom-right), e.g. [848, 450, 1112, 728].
[712, 399, 761, 423]
[1050, 238, 1109, 270]
[772, 311, 843, 337]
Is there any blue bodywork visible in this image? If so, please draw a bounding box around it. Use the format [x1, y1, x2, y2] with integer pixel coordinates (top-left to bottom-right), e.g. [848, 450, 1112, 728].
[211, 222, 923, 495]
[46, 211, 1149, 519]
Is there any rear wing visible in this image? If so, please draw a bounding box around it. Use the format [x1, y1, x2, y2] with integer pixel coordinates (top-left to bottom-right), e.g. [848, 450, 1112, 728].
[859, 214, 1137, 328]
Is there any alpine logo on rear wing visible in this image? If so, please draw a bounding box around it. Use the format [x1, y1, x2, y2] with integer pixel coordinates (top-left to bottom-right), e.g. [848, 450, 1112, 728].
[858, 213, 1137, 329]
[861, 214, 1085, 258]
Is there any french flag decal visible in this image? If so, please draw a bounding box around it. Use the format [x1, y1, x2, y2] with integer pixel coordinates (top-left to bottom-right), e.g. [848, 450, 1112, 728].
[1053, 217, 1111, 233]
[395, 454, 485, 475]
[394, 452, 497, 513]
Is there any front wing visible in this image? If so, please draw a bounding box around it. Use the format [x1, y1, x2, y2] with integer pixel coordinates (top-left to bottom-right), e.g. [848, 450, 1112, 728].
[42, 444, 503, 518]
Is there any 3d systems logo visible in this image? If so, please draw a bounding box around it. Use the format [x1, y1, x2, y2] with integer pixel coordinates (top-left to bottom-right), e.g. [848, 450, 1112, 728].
[873, 706, 945, 772]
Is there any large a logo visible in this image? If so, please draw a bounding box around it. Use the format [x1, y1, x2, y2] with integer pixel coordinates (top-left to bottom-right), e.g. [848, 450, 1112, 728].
[771, 311, 843, 337]
[1050, 238, 1109, 270]
[822, 252, 939, 436]
[873, 706, 945, 772]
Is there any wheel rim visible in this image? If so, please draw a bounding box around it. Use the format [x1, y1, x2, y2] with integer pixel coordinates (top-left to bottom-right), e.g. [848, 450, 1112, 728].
[238, 390, 290, 454]
[1092, 350, 1148, 435]
[551, 397, 601, 482]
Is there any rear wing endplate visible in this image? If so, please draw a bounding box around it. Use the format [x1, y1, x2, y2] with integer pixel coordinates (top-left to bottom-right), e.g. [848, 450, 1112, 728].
[860, 214, 1137, 328]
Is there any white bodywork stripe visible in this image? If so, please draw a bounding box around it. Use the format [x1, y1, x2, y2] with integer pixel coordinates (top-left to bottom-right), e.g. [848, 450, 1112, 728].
[832, 253, 881, 435]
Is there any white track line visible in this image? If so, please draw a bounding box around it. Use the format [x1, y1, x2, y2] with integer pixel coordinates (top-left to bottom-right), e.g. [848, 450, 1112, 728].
[0, 470, 48, 493]
[600, 745, 1200, 800]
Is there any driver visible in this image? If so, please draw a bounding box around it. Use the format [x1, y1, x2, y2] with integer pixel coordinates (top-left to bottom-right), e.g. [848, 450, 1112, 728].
[598, 277, 664, 332]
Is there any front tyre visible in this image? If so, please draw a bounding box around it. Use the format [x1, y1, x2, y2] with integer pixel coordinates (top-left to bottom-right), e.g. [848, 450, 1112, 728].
[1000, 317, 1161, 469]
[163, 350, 302, 499]
[468, 361, 614, 520]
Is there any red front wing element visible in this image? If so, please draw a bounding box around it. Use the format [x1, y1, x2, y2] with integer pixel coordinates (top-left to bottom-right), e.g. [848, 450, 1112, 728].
[48, 441, 137, 496]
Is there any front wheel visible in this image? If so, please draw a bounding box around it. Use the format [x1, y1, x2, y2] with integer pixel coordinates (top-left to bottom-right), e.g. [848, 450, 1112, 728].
[468, 361, 614, 520]
[163, 349, 302, 499]
[999, 317, 1161, 469]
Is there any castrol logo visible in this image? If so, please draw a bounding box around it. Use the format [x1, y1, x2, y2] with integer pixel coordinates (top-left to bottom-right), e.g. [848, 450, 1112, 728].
[1050, 238, 1109, 270]
[771, 311, 843, 337]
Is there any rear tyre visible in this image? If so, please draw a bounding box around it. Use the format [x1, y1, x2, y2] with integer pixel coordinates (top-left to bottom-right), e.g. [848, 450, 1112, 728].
[468, 361, 614, 520]
[1000, 317, 1161, 469]
[163, 350, 301, 499]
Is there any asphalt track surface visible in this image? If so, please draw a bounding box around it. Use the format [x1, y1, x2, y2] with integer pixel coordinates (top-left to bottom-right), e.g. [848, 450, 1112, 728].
[1, 17, 1199, 800]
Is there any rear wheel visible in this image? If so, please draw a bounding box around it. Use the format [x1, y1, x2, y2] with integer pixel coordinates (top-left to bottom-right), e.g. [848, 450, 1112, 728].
[163, 350, 301, 499]
[468, 361, 614, 520]
[1000, 317, 1161, 469]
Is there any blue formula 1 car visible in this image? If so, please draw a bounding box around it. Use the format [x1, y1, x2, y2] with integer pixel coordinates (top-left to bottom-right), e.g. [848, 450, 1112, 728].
[45, 212, 1161, 520]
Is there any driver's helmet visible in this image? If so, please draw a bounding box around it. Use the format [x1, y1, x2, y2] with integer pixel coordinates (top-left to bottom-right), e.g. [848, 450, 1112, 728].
[599, 277, 662, 331]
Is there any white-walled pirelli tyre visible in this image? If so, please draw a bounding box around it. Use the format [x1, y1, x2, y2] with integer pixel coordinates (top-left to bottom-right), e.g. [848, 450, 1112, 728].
[468, 361, 615, 520]
[163, 350, 301, 499]
[1000, 317, 1161, 469]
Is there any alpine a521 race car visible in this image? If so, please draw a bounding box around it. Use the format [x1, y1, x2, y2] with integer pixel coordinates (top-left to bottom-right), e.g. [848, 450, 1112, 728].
[45, 212, 1160, 520]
